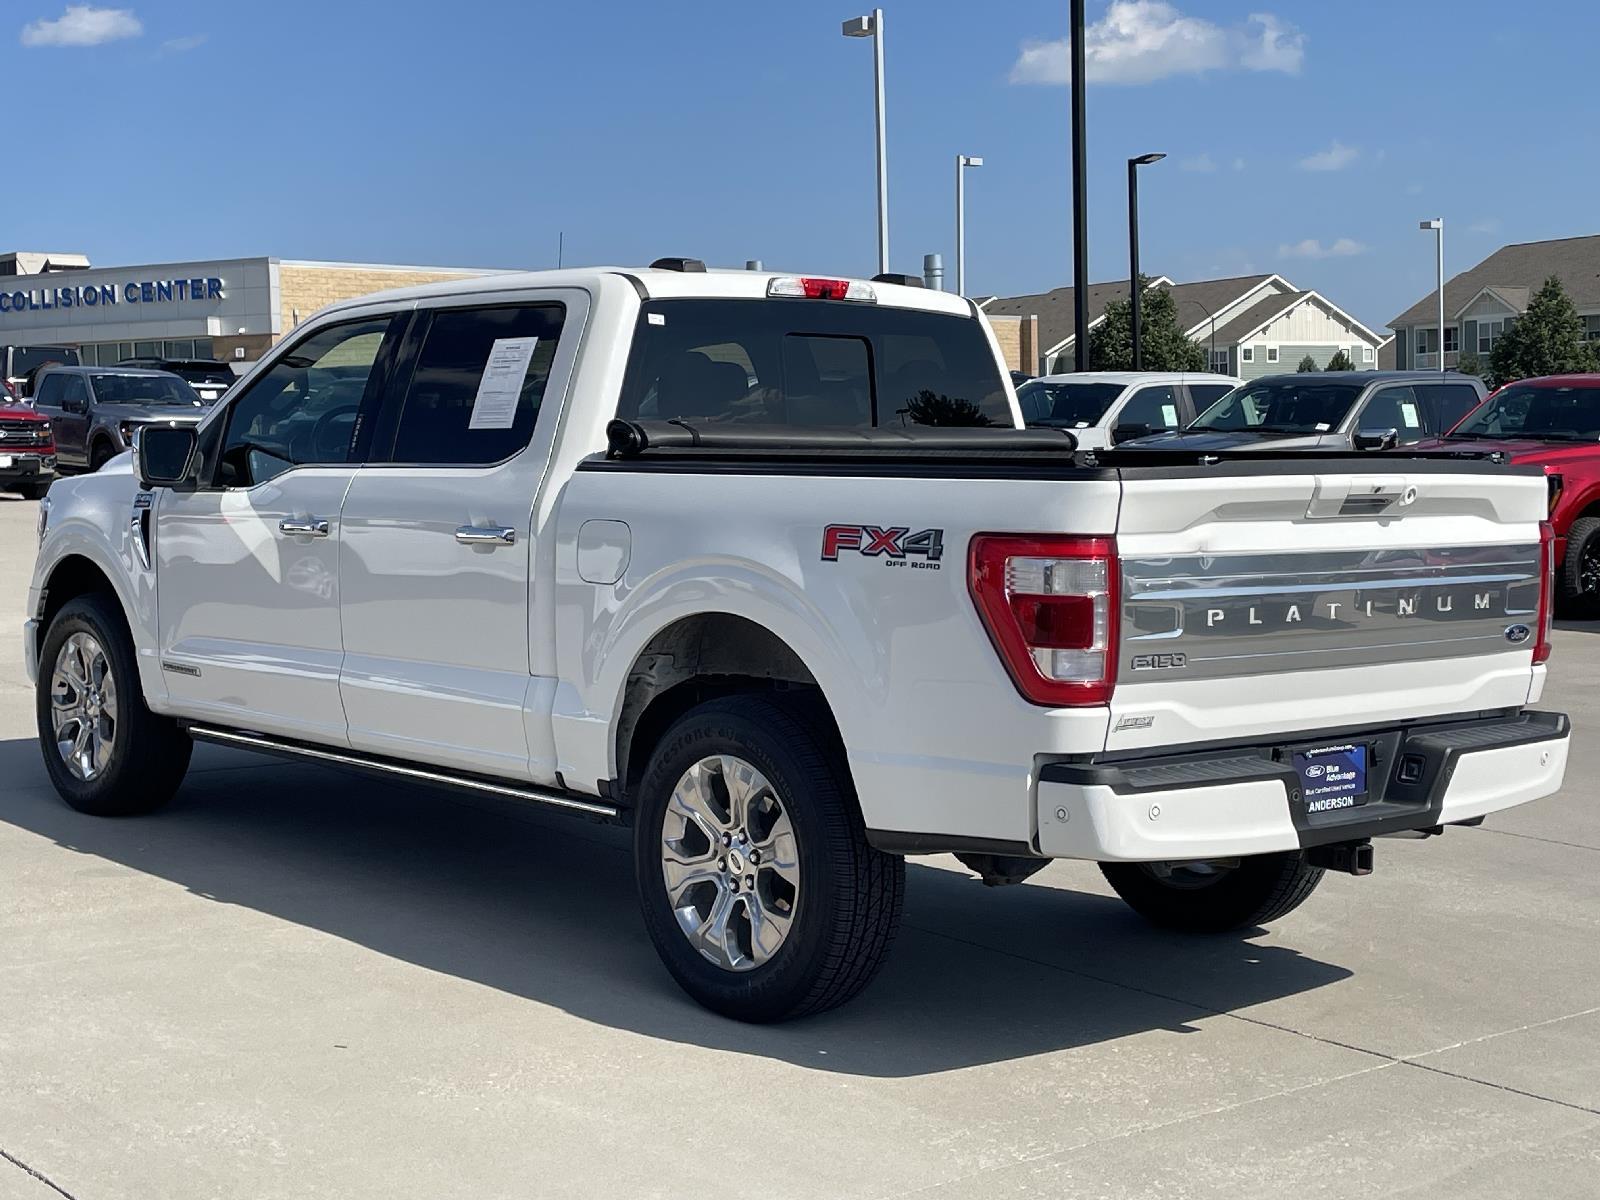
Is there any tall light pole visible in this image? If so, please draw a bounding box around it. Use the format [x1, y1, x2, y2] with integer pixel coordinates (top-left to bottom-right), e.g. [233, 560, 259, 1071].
[1420, 218, 1444, 374]
[843, 11, 889, 275]
[1069, 0, 1089, 369]
[955, 154, 983, 296]
[1128, 152, 1166, 370]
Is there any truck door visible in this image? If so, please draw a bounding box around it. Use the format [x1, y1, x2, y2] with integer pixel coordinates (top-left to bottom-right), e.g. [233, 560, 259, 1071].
[155, 311, 407, 743]
[335, 289, 588, 782]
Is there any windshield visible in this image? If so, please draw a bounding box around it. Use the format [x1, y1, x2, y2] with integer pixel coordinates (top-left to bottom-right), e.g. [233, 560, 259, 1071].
[1191, 379, 1366, 434]
[12, 346, 80, 376]
[1451, 383, 1600, 441]
[90, 373, 204, 406]
[1016, 380, 1124, 427]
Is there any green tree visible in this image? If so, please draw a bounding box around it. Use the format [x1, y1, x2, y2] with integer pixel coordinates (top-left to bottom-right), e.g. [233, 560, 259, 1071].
[1087, 277, 1207, 372]
[1455, 350, 1482, 377]
[1487, 276, 1599, 387]
[1296, 354, 1319, 373]
[1326, 349, 1355, 371]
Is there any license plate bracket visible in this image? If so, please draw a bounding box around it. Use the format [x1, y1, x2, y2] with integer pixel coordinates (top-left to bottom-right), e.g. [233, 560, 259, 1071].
[1293, 742, 1369, 813]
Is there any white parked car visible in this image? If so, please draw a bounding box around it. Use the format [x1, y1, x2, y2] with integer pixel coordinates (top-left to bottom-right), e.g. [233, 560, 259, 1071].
[23, 263, 1569, 1022]
[1017, 370, 1241, 448]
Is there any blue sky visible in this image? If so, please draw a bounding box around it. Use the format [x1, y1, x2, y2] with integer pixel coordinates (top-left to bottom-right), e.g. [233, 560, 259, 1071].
[6, 0, 1599, 328]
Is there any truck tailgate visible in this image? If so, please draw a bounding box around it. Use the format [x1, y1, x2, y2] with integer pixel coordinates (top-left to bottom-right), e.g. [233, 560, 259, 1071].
[1108, 462, 1548, 752]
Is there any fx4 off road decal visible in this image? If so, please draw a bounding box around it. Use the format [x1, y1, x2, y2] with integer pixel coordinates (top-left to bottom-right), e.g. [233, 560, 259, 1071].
[822, 524, 944, 569]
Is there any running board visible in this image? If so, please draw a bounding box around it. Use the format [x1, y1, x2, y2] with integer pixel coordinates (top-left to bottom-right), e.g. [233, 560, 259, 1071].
[185, 725, 621, 821]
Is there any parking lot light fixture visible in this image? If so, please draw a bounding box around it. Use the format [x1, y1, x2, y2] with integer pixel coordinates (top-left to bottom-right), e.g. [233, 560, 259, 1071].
[843, 10, 889, 276]
[956, 155, 983, 296]
[1420, 219, 1444, 374]
[1128, 153, 1166, 370]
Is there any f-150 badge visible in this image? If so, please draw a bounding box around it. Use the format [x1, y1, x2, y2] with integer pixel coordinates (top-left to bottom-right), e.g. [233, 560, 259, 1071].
[822, 524, 944, 569]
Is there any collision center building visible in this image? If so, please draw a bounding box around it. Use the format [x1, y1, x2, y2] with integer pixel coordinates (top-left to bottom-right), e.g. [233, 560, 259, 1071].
[0, 253, 504, 369]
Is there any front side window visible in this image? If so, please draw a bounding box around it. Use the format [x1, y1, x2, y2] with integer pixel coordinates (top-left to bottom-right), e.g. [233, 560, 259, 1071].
[218, 314, 402, 486]
[385, 303, 566, 465]
[1191, 379, 1366, 435]
[618, 300, 1011, 428]
[1117, 385, 1180, 434]
[1359, 386, 1425, 444]
[1420, 383, 1483, 433]
[1453, 384, 1600, 441]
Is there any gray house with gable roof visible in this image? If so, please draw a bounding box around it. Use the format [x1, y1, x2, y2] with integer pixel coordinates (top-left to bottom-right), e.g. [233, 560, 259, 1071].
[1389, 234, 1600, 370]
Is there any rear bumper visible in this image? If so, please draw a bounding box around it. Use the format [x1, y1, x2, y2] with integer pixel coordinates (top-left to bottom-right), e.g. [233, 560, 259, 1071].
[1036, 710, 1569, 862]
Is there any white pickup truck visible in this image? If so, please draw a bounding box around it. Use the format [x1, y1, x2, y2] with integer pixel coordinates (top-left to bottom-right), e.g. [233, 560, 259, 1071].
[24, 262, 1571, 1022]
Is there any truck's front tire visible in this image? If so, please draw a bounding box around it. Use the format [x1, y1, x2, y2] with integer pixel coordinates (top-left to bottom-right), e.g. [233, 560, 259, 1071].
[1100, 852, 1324, 933]
[632, 694, 904, 1022]
[36, 594, 192, 817]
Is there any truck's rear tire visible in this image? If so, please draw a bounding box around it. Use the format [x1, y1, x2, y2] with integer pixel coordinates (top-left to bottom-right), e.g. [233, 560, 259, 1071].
[632, 693, 904, 1022]
[1100, 851, 1324, 933]
[36, 594, 192, 817]
[1559, 517, 1600, 619]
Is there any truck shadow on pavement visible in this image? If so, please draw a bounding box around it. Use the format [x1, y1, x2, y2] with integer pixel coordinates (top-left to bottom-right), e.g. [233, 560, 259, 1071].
[0, 736, 1352, 1076]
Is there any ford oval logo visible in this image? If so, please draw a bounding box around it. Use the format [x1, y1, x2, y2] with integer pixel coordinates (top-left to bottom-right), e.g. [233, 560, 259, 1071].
[1504, 624, 1532, 644]
[1304, 764, 1327, 778]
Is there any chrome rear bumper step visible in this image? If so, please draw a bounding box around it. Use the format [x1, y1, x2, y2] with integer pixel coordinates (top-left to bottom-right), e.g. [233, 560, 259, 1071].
[185, 725, 621, 821]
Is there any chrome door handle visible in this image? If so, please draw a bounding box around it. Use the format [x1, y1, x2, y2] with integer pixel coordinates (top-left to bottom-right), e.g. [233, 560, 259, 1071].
[279, 517, 330, 538]
[455, 525, 517, 546]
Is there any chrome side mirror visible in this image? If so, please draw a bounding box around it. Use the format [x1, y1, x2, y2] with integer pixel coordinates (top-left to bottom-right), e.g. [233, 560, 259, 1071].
[1353, 427, 1399, 451]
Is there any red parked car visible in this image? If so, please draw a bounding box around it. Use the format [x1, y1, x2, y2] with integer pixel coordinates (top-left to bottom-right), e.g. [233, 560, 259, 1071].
[1431, 374, 1600, 615]
[0, 390, 56, 500]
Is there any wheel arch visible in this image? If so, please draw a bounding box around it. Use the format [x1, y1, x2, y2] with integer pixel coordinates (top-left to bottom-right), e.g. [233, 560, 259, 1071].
[613, 612, 849, 804]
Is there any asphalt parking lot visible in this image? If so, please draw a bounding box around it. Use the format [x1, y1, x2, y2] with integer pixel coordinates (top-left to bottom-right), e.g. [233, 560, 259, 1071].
[1, 491, 1597, 1199]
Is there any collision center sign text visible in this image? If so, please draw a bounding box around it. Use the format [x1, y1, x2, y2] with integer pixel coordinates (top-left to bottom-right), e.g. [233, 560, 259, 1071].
[0, 276, 225, 318]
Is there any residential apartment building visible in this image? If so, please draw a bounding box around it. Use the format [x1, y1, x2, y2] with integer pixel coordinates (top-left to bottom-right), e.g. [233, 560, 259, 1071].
[1389, 234, 1600, 370]
[981, 273, 1384, 376]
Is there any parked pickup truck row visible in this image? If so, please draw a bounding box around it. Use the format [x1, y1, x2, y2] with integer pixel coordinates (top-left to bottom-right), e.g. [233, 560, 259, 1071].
[25, 263, 1570, 1020]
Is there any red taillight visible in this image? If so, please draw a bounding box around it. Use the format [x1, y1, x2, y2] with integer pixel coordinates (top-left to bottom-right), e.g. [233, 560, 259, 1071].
[1535, 519, 1554, 665]
[969, 534, 1118, 706]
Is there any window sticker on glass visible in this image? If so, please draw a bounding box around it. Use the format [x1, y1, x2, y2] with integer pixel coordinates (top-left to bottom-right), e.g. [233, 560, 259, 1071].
[1161, 404, 1178, 426]
[1400, 401, 1420, 426]
[468, 337, 540, 430]
[1315, 422, 1330, 431]
[647, 313, 666, 326]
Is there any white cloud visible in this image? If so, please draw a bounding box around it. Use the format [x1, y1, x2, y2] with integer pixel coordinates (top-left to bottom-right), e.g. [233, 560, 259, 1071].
[1299, 141, 1359, 171]
[1180, 153, 1217, 173]
[1009, 1, 1304, 86]
[1278, 237, 1368, 260]
[20, 5, 141, 47]
[160, 32, 206, 53]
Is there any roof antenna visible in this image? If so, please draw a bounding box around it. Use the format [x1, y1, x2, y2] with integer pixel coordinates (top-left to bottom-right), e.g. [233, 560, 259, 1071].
[557, 231, 564, 269]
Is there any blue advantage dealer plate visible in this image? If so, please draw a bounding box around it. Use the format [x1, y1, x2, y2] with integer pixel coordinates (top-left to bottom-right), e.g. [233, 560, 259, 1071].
[1294, 743, 1369, 813]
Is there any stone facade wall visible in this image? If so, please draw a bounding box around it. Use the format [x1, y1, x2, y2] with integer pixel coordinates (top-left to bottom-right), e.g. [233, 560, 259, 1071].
[276, 264, 498, 342]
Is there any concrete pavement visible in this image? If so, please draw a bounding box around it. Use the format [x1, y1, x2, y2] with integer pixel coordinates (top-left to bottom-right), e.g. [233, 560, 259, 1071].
[1, 491, 1596, 1198]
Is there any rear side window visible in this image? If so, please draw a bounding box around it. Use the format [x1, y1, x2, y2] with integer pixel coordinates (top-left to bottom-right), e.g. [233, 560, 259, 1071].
[32, 372, 65, 407]
[388, 303, 566, 465]
[1420, 382, 1483, 432]
[618, 299, 1011, 428]
[1188, 383, 1233, 408]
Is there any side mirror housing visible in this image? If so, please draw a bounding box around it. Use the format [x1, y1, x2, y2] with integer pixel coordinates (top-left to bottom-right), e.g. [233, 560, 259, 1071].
[1353, 427, 1400, 451]
[135, 424, 199, 490]
[1112, 422, 1153, 444]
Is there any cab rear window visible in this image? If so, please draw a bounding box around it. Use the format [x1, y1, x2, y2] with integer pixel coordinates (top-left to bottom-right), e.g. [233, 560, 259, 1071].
[617, 300, 1012, 428]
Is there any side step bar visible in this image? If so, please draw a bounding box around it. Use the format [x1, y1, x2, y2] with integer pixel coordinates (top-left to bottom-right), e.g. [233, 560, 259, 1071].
[186, 725, 621, 821]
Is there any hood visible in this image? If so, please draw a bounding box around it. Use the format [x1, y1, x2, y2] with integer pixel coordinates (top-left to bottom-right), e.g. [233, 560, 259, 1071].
[94, 402, 206, 423]
[0, 401, 48, 422]
[1121, 428, 1334, 452]
[1411, 435, 1598, 466]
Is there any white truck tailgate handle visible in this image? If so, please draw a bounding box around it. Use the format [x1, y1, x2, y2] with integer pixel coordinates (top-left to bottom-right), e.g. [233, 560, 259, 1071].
[455, 525, 517, 546]
[278, 517, 330, 538]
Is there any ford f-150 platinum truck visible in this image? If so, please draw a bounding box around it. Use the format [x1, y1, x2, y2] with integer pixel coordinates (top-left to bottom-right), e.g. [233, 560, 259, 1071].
[24, 263, 1571, 1022]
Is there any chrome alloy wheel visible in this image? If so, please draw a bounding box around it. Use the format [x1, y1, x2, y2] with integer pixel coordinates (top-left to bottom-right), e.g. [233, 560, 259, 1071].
[660, 755, 801, 972]
[50, 631, 118, 781]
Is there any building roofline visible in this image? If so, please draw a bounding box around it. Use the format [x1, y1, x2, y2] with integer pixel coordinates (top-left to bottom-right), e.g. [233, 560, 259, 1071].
[1230, 289, 1384, 346]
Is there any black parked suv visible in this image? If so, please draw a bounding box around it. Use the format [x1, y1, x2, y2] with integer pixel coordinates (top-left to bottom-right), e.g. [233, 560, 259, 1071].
[116, 357, 235, 402]
[29, 366, 208, 472]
